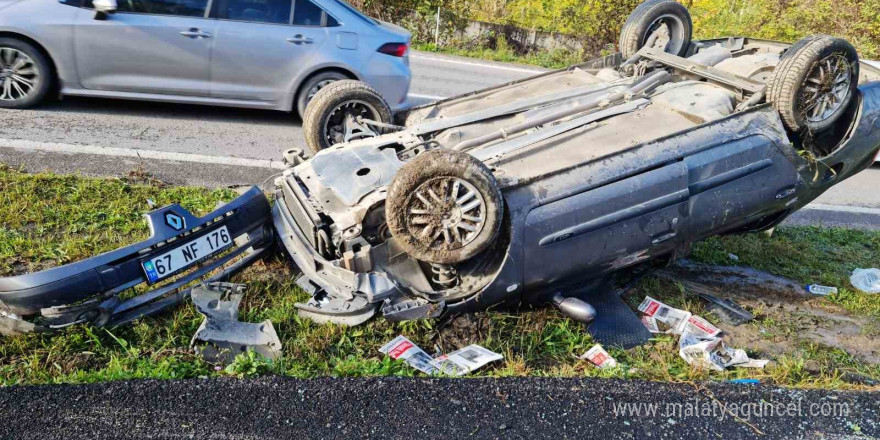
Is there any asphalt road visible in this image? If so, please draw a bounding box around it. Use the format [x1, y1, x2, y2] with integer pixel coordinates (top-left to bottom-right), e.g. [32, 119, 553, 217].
[0, 50, 879, 212]
[0, 376, 876, 440]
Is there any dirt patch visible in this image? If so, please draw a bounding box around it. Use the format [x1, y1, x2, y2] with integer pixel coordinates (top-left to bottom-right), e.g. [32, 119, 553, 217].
[433, 314, 494, 353]
[656, 261, 880, 364]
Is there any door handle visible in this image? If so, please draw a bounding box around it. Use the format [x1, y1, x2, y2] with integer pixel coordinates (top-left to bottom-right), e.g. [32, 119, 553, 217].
[180, 28, 212, 39]
[286, 34, 314, 45]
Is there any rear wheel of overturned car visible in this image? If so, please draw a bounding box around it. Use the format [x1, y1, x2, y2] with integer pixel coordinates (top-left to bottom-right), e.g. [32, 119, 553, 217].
[767, 35, 859, 134]
[302, 80, 392, 155]
[386, 149, 504, 265]
[619, 0, 693, 59]
[0, 38, 53, 109]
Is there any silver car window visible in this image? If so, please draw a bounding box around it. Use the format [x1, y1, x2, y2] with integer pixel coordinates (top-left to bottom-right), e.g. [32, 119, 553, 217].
[292, 0, 323, 26]
[115, 0, 209, 17]
[222, 0, 292, 24]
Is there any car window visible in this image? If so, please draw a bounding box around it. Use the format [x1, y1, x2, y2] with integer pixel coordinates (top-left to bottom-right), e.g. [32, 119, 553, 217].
[223, 0, 292, 24]
[292, 0, 323, 26]
[116, 0, 209, 17]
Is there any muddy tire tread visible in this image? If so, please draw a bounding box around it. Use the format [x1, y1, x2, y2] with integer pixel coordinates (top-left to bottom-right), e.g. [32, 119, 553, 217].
[766, 35, 859, 133]
[302, 80, 391, 155]
[619, 0, 692, 59]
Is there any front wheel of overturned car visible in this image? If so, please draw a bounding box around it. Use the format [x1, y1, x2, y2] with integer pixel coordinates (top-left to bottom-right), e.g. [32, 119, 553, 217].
[386, 149, 504, 265]
[767, 35, 859, 135]
[302, 80, 392, 155]
[619, 0, 693, 59]
[0, 38, 53, 109]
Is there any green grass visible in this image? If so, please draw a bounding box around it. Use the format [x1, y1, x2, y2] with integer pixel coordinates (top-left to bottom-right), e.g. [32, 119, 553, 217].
[1, 166, 879, 389]
[414, 42, 587, 70]
[0, 164, 237, 277]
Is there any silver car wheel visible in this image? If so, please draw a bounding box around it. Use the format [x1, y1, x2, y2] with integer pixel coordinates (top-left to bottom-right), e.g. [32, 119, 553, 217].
[324, 100, 380, 145]
[407, 177, 487, 250]
[642, 14, 687, 55]
[306, 79, 336, 102]
[801, 54, 853, 123]
[0, 47, 39, 102]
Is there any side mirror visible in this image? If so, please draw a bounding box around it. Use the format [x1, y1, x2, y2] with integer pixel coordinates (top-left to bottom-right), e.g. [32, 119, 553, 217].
[93, 0, 117, 20]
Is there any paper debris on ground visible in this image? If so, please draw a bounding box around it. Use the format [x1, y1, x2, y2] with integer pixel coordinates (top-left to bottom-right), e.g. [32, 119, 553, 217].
[580, 344, 618, 369]
[434, 345, 504, 376]
[379, 336, 440, 375]
[678, 331, 768, 371]
[638, 296, 720, 337]
[638, 296, 690, 333]
[684, 315, 722, 339]
[641, 315, 661, 333]
[380, 336, 502, 376]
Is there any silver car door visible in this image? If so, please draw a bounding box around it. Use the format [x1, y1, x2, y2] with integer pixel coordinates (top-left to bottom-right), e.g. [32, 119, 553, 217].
[73, 0, 215, 96]
[210, 0, 328, 102]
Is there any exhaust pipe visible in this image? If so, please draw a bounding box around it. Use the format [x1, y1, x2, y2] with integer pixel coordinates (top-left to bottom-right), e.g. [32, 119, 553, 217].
[551, 292, 596, 323]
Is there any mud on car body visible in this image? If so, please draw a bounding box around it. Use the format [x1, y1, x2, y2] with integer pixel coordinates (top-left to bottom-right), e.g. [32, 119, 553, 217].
[277, 0, 880, 326]
[0, 187, 273, 335]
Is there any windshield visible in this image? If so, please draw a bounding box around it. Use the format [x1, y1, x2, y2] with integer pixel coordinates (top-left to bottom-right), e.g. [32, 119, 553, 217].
[331, 0, 377, 25]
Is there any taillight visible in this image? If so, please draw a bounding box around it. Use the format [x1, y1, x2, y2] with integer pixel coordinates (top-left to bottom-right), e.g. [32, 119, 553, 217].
[378, 42, 408, 57]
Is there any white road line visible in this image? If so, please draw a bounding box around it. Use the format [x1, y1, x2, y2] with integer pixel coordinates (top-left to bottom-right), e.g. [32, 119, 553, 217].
[4, 137, 880, 217]
[803, 203, 880, 215]
[0, 138, 288, 170]
[408, 93, 448, 100]
[410, 53, 545, 74]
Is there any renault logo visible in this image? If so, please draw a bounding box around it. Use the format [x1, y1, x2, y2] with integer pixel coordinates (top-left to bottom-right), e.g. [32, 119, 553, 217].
[165, 212, 185, 231]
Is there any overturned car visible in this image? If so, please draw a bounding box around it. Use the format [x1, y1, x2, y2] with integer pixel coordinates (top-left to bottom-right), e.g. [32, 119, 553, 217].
[276, 0, 880, 325]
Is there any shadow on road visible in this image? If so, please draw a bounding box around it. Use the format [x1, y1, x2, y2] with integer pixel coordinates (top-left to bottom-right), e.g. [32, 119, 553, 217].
[41, 96, 300, 126]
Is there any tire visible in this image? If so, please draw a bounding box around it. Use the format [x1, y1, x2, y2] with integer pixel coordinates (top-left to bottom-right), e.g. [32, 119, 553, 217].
[386, 149, 504, 265]
[295, 71, 348, 117]
[766, 35, 859, 134]
[0, 38, 53, 109]
[619, 0, 692, 59]
[302, 80, 392, 154]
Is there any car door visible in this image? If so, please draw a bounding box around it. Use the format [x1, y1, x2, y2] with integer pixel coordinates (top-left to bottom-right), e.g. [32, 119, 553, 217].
[209, 0, 328, 102]
[73, 0, 215, 96]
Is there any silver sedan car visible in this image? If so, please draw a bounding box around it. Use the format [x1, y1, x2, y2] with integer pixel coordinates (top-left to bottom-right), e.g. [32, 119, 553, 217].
[0, 0, 411, 115]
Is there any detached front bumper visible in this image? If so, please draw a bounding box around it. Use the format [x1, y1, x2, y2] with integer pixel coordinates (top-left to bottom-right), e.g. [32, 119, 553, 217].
[0, 187, 273, 335]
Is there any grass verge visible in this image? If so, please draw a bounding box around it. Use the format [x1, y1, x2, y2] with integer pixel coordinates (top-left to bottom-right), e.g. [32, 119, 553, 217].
[1, 166, 878, 389]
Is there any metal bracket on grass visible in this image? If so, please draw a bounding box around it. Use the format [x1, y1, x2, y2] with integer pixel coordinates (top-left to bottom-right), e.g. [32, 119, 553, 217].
[190, 282, 282, 363]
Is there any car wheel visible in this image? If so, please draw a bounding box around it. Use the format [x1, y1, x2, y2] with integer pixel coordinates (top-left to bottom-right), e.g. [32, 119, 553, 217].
[386, 149, 504, 265]
[302, 80, 392, 154]
[0, 38, 53, 109]
[767, 35, 859, 134]
[619, 0, 693, 59]
[295, 71, 349, 117]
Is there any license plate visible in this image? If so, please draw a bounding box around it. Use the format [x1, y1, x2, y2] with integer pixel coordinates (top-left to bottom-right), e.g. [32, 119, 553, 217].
[141, 226, 232, 284]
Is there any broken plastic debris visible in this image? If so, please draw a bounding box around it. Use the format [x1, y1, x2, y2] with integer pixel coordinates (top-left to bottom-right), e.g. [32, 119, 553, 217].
[728, 253, 739, 261]
[729, 378, 760, 384]
[678, 331, 767, 371]
[190, 283, 282, 364]
[699, 293, 754, 326]
[580, 344, 618, 369]
[806, 284, 838, 296]
[638, 296, 720, 338]
[850, 268, 880, 294]
[379, 336, 502, 376]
